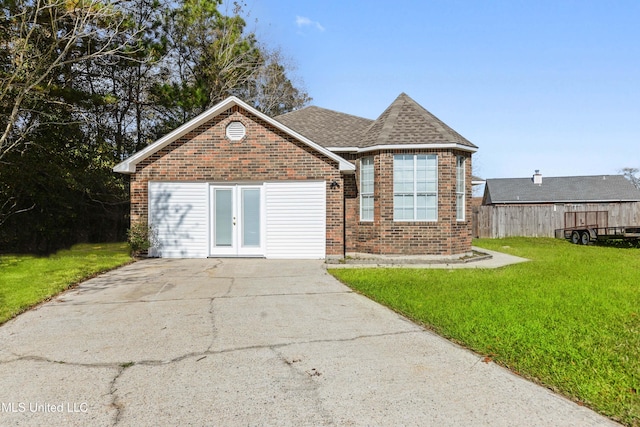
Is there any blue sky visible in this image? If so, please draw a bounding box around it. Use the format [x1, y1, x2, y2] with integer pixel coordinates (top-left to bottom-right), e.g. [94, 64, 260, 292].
[239, 0, 640, 179]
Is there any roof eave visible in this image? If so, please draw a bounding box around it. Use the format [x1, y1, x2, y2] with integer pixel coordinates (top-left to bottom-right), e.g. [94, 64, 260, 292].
[113, 162, 136, 174]
[326, 146, 359, 153]
[326, 143, 478, 154]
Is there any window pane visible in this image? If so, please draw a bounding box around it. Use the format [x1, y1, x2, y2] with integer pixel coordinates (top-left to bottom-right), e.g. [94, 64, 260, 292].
[425, 180, 437, 193]
[242, 189, 260, 247]
[394, 155, 414, 193]
[457, 193, 465, 220]
[417, 155, 437, 193]
[415, 194, 437, 221]
[457, 157, 465, 189]
[456, 156, 465, 220]
[361, 195, 373, 221]
[215, 189, 233, 247]
[361, 157, 374, 221]
[361, 157, 374, 194]
[426, 194, 437, 221]
[416, 157, 427, 192]
[416, 156, 427, 186]
[416, 194, 427, 220]
[427, 156, 438, 178]
[397, 181, 412, 193]
[394, 194, 414, 220]
[362, 176, 373, 193]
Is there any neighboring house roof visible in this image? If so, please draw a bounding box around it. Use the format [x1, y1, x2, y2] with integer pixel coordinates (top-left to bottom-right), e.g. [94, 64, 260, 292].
[113, 96, 355, 174]
[483, 175, 640, 204]
[276, 93, 478, 154]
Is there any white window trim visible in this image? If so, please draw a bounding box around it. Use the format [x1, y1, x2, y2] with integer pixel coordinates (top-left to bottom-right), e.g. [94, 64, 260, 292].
[456, 155, 466, 221]
[393, 154, 438, 222]
[360, 157, 374, 222]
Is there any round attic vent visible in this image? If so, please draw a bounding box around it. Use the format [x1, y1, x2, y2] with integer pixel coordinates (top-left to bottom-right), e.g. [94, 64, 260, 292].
[226, 121, 246, 141]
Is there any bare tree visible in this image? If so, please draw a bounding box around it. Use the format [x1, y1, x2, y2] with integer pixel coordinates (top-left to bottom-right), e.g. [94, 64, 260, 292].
[153, 0, 262, 124]
[0, 0, 145, 162]
[620, 167, 640, 189]
[245, 48, 311, 116]
[153, 1, 310, 126]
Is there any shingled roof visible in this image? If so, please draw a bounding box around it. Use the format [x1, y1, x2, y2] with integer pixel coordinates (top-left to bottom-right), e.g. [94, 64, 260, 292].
[274, 106, 373, 148]
[275, 93, 477, 152]
[360, 93, 476, 149]
[483, 175, 640, 204]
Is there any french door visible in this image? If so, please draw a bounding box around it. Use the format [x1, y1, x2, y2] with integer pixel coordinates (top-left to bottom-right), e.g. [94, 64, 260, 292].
[210, 185, 264, 257]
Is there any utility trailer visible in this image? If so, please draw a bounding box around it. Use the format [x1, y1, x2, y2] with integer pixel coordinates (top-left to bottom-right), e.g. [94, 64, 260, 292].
[554, 211, 640, 245]
[557, 225, 640, 245]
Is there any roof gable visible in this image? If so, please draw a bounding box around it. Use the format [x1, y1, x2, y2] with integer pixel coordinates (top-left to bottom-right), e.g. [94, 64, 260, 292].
[484, 175, 640, 204]
[114, 97, 355, 174]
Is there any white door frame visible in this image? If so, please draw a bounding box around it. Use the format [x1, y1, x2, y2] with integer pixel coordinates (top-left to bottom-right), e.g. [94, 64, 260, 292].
[209, 184, 265, 257]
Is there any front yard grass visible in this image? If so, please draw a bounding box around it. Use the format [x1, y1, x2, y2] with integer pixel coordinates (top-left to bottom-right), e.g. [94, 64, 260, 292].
[329, 237, 640, 426]
[0, 243, 132, 325]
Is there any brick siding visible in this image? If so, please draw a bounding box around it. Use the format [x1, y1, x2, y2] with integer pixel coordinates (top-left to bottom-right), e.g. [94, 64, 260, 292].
[345, 150, 473, 256]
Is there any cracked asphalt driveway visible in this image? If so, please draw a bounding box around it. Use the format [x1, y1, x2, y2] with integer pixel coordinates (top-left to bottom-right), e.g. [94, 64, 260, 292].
[0, 259, 618, 426]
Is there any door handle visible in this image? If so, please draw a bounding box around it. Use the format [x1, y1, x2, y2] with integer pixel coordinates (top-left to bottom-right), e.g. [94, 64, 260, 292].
[233, 216, 236, 226]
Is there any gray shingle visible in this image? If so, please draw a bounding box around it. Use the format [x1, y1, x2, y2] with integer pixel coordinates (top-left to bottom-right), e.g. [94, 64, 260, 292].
[275, 93, 477, 150]
[484, 175, 640, 204]
[361, 93, 477, 149]
[274, 106, 372, 148]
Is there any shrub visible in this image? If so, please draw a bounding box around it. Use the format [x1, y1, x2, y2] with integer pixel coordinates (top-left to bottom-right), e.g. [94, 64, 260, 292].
[127, 222, 157, 256]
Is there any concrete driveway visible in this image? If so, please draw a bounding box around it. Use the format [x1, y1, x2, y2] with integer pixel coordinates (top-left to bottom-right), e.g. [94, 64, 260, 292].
[0, 259, 618, 426]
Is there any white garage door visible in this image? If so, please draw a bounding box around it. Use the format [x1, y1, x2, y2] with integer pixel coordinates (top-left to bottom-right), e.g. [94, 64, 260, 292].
[148, 181, 327, 259]
[264, 181, 326, 259]
[148, 182, 209, 258]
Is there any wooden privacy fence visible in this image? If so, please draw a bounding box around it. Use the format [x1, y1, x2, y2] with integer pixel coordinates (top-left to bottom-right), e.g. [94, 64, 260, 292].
[473, 202, 640, 238]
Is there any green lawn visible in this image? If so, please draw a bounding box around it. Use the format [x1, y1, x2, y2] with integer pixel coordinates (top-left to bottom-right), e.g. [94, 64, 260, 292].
[0, 243, 132, 324]
[329, 238, 640, 426]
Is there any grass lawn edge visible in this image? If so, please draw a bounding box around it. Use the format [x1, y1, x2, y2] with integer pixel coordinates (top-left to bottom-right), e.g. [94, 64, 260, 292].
[0, 244, 135, 326]
[328, 238, 638, 426]
[332, 274, 577, 400]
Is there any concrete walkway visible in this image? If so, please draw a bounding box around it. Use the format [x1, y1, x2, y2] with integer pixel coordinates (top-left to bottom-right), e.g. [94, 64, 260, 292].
[329, 246, 530, 269]
[0, 258, 617, 426]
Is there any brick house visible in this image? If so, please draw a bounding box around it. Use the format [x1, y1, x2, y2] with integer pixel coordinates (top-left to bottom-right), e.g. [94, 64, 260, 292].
[114, 93, 478, 259]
